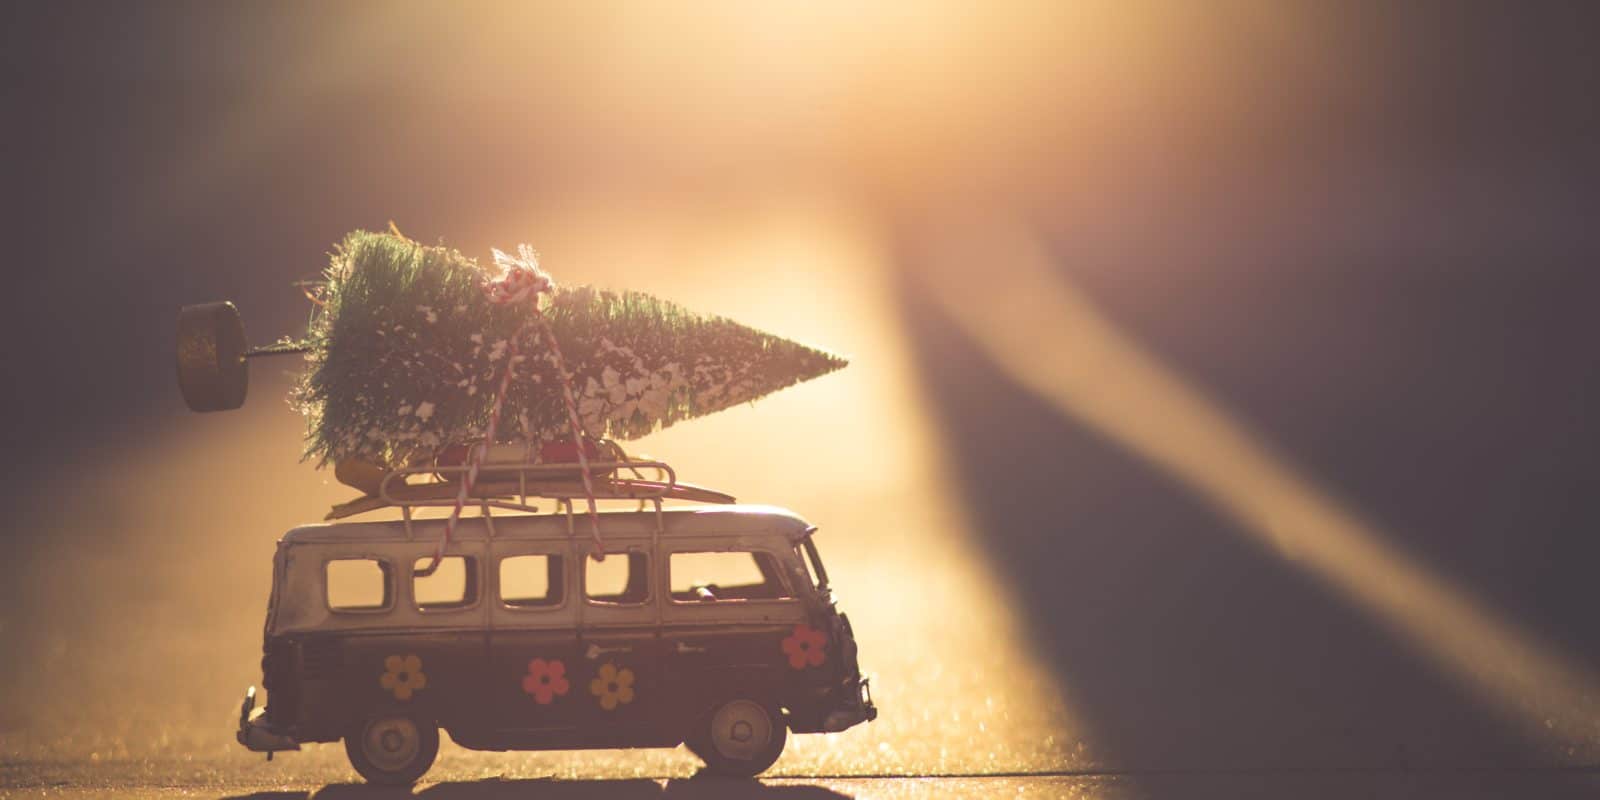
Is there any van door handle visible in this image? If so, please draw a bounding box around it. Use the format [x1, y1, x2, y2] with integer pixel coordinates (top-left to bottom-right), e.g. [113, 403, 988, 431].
[675, 642, 707, 655]
[585, 643, 632, 660]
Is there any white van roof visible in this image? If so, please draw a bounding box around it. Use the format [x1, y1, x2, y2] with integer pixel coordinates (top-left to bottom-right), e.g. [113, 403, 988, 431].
[280, 504, 813, 545]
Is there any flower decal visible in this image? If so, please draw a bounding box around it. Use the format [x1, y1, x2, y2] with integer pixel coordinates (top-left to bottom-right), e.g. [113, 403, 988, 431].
[589, 662, 636, 711]
[521, 658, 570, 705]
[781, 623, 828, 670]
[379, 654, 427, 701]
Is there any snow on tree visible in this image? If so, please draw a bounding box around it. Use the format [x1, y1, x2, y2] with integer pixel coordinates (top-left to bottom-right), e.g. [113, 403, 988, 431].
[292, 231, 848, 469]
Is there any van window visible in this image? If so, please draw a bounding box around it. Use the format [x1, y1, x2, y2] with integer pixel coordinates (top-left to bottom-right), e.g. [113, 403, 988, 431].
[793, 545, 819, 589]
[500, 554, 564, 608]
[327, 559, 392, 611]
[670, 551, 791, 603]
[586, 552, 649, 605]
[412, 556, 478, 611]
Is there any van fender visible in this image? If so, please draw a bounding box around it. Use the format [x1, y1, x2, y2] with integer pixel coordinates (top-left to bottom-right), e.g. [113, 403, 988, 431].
[676, 663, 787, 732]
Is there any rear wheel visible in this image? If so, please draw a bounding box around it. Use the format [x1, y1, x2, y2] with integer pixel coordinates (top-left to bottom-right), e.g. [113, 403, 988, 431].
[689, 697, 787, 777]
[345, 713, 438, 786]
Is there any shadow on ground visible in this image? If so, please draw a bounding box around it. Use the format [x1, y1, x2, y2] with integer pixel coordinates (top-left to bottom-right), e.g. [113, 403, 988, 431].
[894, 210, 1600, 771]
[225, 776, 850, 800]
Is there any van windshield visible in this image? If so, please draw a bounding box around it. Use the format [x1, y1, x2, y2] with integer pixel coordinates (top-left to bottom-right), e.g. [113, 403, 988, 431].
[798, 534, 830, 591]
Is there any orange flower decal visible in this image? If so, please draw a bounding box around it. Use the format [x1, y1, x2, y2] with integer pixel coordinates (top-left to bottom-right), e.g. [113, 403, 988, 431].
[589, 662, 635, 711]
[379, 654, 427, 701]
[521, 658, 570, 705]
[781, 623, 827, 670]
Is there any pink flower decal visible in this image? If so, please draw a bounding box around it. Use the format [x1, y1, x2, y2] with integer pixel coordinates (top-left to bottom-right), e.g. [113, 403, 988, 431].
[521, 658, 570, 705]
[781, 623, 828, 670]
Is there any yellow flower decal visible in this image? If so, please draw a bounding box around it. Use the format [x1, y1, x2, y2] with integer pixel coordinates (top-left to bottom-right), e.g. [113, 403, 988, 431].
[589, 662, 635, 711]
[379, 654, 427, 701]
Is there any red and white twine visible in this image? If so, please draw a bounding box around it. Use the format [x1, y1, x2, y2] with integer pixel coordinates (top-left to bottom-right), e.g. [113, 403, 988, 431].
[417, 246, 605, 577]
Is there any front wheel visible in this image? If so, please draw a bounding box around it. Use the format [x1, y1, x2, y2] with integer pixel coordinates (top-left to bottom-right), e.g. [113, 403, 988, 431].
[688, 697, 787, 777]
[345, 713, 439, 786]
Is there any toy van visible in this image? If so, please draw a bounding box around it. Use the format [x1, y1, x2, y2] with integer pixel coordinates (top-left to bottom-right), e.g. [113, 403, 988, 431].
[235, 463, 875, 786]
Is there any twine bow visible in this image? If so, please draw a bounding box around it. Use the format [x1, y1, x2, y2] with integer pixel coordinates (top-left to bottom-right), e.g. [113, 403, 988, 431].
[482, 246, 551, 304]
[417, 245, 605, 577]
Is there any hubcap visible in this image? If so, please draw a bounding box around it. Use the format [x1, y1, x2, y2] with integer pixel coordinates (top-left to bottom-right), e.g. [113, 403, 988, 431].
[710, 700, 773, 761]
[362, 717, 421, 773]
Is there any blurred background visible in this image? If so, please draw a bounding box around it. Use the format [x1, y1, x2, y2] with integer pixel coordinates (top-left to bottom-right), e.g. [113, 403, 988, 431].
[4, 0, 1600, 790]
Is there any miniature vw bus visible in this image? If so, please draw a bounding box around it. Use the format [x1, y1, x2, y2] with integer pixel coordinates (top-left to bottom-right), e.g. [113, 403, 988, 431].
[235, 459, 875, 785]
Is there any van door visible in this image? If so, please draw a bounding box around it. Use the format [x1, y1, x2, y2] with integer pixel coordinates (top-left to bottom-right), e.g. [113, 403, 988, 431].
[659, 544, 808, 724]
[400, 546, 495, 736]
[325, 542, 494, 742]
[575, 541, 668, 745]
[487, 541, 583, 738]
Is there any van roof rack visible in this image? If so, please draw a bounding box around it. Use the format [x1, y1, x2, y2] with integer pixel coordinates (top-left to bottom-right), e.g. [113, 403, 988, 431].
[326, 458, 735, 522]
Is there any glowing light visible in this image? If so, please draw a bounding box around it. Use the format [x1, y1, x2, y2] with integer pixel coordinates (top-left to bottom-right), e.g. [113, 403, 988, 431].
[908, 213, 1600, 747]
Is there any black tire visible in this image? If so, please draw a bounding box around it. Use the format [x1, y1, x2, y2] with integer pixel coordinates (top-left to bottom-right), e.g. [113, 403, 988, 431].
[344, 712, 439, 786]
[688, 697, 787, 777]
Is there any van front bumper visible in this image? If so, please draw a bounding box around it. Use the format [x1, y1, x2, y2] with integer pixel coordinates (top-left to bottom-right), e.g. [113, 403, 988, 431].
[236, 686, 300, 754]
[821, 677, 877, 733]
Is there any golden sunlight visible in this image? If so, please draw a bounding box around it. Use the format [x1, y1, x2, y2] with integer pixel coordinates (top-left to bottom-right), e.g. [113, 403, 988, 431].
[906, 212, 1600, 748]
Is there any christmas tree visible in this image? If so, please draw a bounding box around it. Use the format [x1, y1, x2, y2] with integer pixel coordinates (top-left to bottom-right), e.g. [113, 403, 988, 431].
[292, 231, 847, 470]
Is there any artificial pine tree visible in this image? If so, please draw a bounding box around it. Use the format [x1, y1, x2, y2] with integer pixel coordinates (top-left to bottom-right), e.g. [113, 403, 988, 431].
[291, 230, 847, 470]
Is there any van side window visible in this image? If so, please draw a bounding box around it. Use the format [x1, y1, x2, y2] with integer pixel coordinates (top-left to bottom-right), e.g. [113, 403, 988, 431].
[412, 556, 478, 611]
[670, 551, 792, 603]
[586, 552, 649, 605]
[327, 559, 392, 611]
[500, 554, 564, 608]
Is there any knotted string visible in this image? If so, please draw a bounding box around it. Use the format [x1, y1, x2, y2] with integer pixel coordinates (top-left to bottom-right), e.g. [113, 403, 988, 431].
[417, 245, 605, 577]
